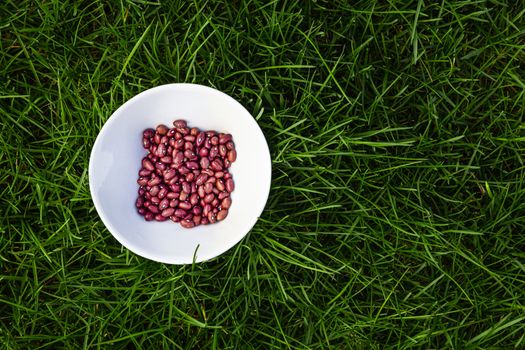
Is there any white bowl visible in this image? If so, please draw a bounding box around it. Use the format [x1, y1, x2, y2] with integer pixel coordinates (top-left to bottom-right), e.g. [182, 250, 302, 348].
[89, 84, 271, 264]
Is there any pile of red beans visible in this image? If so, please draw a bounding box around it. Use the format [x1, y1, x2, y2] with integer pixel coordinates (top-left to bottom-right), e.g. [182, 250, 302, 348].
[136, 120, 236, 228]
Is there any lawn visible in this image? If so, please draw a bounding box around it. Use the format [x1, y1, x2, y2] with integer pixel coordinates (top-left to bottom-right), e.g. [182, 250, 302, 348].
[1, 0, 525, 348]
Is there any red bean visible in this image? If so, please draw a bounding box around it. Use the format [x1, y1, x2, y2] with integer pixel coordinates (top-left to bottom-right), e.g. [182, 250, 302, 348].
[225, 178, 235, 192]
[156, 162, 166, 171]
[217, 209, 228, 221]
[159, 198, 169, 210]
[203, 204, 212, 216]
[185, 173, 195, 182]
[198, 186, 205, 198]
[204, 193, 215, 204]
[173, 119, 187, 128]
[211, 159, 223, 171]
[199, 148, 209, 157]
[155, 214, 168, 221]
[145, 213, 154, 221]
[204, 138, 212, 149]
[138, 168, 151, 177]
[160, 156, 172, 163]
[136, 197, 144, 208]
[219, 145, 227, 157]
[215, 171, 224, 178]
[216, 179, 225, 191]
[221, 197, 232, 209]
[193, 206, 202, 215]
[143, 138, 151, 149]
[174, 209, 187, 217]
[180, 220, 195, 228]
[167, 128, 177, 137]
[178, 166, 190, 175]
[137, 177, 148, 186]
[218, 191, 230, 200]
[211, 198, 219, 207]
[156, 124, 169, 135]
[210, 146, 219, 158]
[190, 193, 199, 206]
[161, 208, 175, 217]
[211, 136, 219, 145]
[153, 134, 161, 145]
[200, 157, 210, 169]
[175, 138, 184, 149]
[226, 141, 235, 150]
[143, 128, 155, 138]
[179, 192, 189, 201]
[148, 205, 159, 214]
[208, 211, 217, 223]
[184, 135, 195, 142]
[148, 177, 161, 186]
[204, 182, 213, 194]
[170, 215, 180, 222]
[228, 150, 237, 162]
[190, 127, 199, 136]
[142, 158, 154, 171]
[138, 207, 147, 215]
[196, 132, 206, 146]
[219, 133, 232, 144]
[195, 174, 208, 186]
[186, 161, 199, 170]
[193, 215, 201, 225]
[179, 201, 192, 210]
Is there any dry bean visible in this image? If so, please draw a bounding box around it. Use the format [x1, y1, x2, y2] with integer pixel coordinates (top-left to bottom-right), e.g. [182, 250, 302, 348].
[179, 201, 192, 210]
[227, 150, 237, 162]
[159, 198, 169, 210]
[217, 209, 228, 221]
[161, 208, 175, 217]
[142, 158, 154, 171]
[225, 178, 235, 192]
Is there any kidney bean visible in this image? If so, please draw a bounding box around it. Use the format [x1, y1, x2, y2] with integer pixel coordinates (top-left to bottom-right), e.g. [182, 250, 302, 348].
[200, 157, 210, 169]
[160, 156, 172, 164]
[148, 177, 161, 187]
[211, 159, 223, 171]
[138, 188, 145, 196]
[204, 193, 215, 204]
[161, 207, 175, 217]
[147, 204, 159, 214]
[193, 215, 201, 225]
[167, 176, 179, 185]
[180, 220, 195, 228]
[158, 187, 168, 199]
[173, 151, 184, 165]
[218, 191, 230, 200]
[203, 204, 212, 216]
[138, 168, 151, 177]
[168, 138, 176, 147]
[159, 198, 169, 210]
[143, 138, 151, 149]
[225, 178, 235, 192]
[184, 135, 195, 142]
[197, 186, 205, 198]
[219, 145, 227, 157]
[138, 207, 147, 215]
[173, 120, 187, 128]
[156, 124, 169, 135]
[155, 162, 166, 171]
[189, 193, 199, 206]
[221, 196, 232, 209]
[211, 136, 219, 145]
[191, 127, 199, 136]
[214, 171, 224, 178]
[210, 146, 219, 158]
[167, 128, 177, 137]
[185, 173, 195, 182]
[156, 143, 166, 157]
[217, 209, 228, 221]
[178, 127, 190, 135]
[195, 174, 208, 186]
[149, 185, 159, 197]
[174, 209, 187, 217]
[201, 169, 214, 176]
[179, 192, 189, 201]
[227, 150, 237, 162]
[216, 179, 225, 191]
[212, 198, 219, 207]
[195, 132, 205, 146]
[136, 197, 144, 208]
[179, 201, 192, 210]
[212, 187, 219, 195]
[155, 214, 168, 221]
[192, 206, 202, 215]
[160, 136, 168, 145]
[204, 138, 212, 149]
[137, 177, 148, 186]
[186, 161, 199, 170]
[169, 198, 178, 208]
[143, 128, 155, 138]
[175, 138, 184, 149]
[153, 133, 161, 145]
[181, 182, 191, 194]
[178, 166, 190, 175]
[198, 147, 209, 157]
[203, 182, 213, 194]
[224, 159, 231, 168]
[169, 184, 181, 193]
[170, 215, 180, 222]
[145, 212, 154, 221]
[208, 211, 217, 223]
[142, 158, 154, 171]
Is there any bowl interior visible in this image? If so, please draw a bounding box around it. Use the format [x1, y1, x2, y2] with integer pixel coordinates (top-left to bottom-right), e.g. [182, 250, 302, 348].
[89, 84, 271, 264]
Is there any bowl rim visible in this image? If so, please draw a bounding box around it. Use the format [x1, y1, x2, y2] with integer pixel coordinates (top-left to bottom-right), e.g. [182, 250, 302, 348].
[88, 83, 272, 264]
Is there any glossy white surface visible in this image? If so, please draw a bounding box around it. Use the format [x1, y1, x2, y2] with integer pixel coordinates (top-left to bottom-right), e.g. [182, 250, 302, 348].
[89, 84, 271, 264]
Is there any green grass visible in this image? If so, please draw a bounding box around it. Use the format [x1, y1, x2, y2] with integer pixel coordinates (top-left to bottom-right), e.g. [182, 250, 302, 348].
[1, 0, 525, 348]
